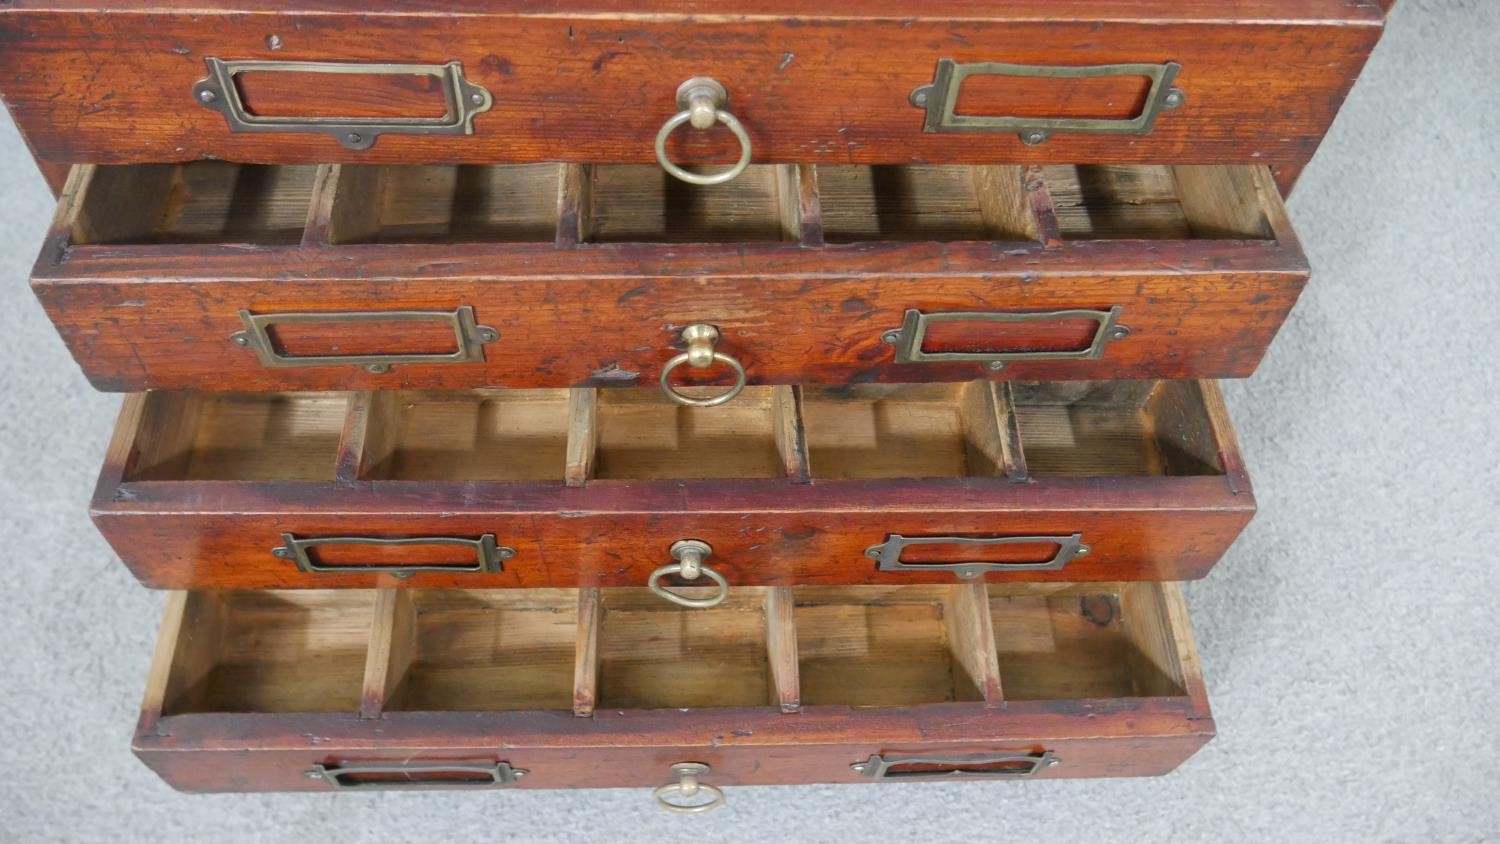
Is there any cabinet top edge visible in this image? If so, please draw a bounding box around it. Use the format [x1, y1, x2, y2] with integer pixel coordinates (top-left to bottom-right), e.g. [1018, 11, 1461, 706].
[0, 0, 1386, 25]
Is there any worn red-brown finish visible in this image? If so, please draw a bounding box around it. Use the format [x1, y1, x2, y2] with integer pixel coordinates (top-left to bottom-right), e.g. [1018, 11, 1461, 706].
[0, 1, 1384, 169]
[36, 239, 1308, 392]
[134, 700, 1214, 792]
[94, 476, 1255, 589]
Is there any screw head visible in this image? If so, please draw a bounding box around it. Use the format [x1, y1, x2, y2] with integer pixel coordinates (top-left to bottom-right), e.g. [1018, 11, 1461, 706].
[865, 547, 881, 559]
[1111, 326, 1131, 340]
[304, 769, 323, 779]
[986, 360, 1006, 371]
[265, 34, 283, 49]
[880, 330, 901, 345]
[477, 327, 499, 343]
[1163, 88, 1186, 110]
[197, 89, 218, 104]
[1021, 130, 1049, 146]
[365, 362, 390, 374]
[346, 132, 363, 145]
[1077, 545, 1091, 557]
[1047, 757, 1060, 767]
[229, 332, 250, 347]
[909, 86, 932, 108]
[271, 547, 291, 559]
[469, 92, 485, 106]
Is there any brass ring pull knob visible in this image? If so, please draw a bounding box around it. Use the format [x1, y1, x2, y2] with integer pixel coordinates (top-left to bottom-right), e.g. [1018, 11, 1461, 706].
[655, 77, 752, 186]
[648, 540, 728, 609]
[659, 324, 747, 408]
[653, 763, 726, 813]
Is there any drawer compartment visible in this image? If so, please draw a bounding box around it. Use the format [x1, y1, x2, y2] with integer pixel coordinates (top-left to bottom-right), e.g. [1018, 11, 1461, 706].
[135, 582, 1213, 793]
[36, 161, 1305, 390]
[1, 3, 1381, 172]
[94, 380, 1253, 589]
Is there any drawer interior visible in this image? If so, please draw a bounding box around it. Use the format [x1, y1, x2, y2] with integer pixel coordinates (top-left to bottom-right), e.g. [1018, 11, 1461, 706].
[1042, 164, 1273, 240]
[817, 165, 1039, 242]
[380, 590, 577, 712]
[794, 586, 990, 706]
[112, 380, 1230, 485]
[323, 164, 563, 244]
[156, 591, 375, 715]
[593, 588, 779, 709]
[69, 162, 317, 246]
[584, 164, 800, 243]
[123, 392, 348, 481]
[590, 386, 790, 480]
[145, 583, 1197, 721]
[57, 162, 1286, 250]
[358, 390, 572, 481]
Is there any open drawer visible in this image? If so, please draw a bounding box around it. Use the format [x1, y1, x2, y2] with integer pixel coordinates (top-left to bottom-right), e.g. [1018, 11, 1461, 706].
[93, 380, 1253, 590]
[35, 161, 1306, 392]
[135, 582, 1213, 795]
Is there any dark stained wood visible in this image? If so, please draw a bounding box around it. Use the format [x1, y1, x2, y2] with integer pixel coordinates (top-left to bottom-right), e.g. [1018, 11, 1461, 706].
[0, 3, 1383, 169]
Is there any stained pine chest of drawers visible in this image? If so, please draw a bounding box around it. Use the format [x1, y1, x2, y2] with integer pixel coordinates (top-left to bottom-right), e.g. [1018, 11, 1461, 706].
[0, 0, 1386, 808]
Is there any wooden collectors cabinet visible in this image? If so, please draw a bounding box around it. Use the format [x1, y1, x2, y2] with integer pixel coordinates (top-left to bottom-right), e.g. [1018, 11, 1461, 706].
[0, 0, 1387, 807]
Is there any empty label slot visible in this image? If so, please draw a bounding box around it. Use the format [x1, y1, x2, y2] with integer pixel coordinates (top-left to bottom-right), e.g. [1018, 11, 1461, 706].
[383, 590, 578, 712]
[234, 71, 451, 120]
[360, 390, 572, 481]
[954, 72, 1152, 121]
[159, 591, 376, 715]
[818, 165, 1038, 243]
[1012, 380, 1224, 477]
[592, 387, 785, 480]
[264, 318, 464, 358]
[594, 588, 776, 709]
[69, 162, 316, 245]
[586, 164, 798, 243]
[990, 584, 1186, 700]
[124, 393, 348, 481]
[802, 383, 1007, 479]
[1043, 164, 1272, 240]
[327, 164, 563, 244]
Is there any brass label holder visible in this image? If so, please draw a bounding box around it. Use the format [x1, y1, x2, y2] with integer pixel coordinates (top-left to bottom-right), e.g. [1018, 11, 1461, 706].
[852, 751, 1059, 780]
[880, 306, 1129, 371]
[910, 59, 1185, 145]
[230, 306, 498, 374]
[272, 533, 515, 579]
[192, 58, 493, 150]
[864, 533, 1090, 579]
[305, 761, 526, 790]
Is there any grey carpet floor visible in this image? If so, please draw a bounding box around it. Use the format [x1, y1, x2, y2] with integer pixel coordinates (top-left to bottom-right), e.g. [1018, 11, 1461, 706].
[1, 2, 1496, 841]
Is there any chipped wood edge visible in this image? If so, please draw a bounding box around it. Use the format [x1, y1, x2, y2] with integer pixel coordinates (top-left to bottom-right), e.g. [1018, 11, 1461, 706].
[773, 385, 811, 484]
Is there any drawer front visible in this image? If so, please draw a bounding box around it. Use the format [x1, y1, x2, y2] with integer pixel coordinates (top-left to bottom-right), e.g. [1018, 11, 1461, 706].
[35, 163, 1306, 391]
[134, 583, 1214, 793]
[0, 3, 1382, 168]
[94, 382, 1253, 590]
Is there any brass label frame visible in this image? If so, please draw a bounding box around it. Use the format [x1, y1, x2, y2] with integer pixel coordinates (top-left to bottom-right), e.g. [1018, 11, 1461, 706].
[880, 306, 1128, 369]
[230, 306, 498, 374]
[864, 533, 1090, 580]
[272, 533, 515, 579]
[910, 59, 1185, 144]
[192, 58, 493, 150]
[306, 761, 526, 790]
[852, 751, 1058, 780]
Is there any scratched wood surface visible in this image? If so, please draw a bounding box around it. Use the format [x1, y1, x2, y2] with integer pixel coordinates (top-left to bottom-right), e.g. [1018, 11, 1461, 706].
[0, 2, 1383, 168]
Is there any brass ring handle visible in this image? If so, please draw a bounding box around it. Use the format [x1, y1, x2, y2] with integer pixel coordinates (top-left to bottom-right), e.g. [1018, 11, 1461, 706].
[654, 77, 752, 186]
[653, 763, 725, 813]
[648, 540, 728, 609]
[659, 324, 747, 408]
